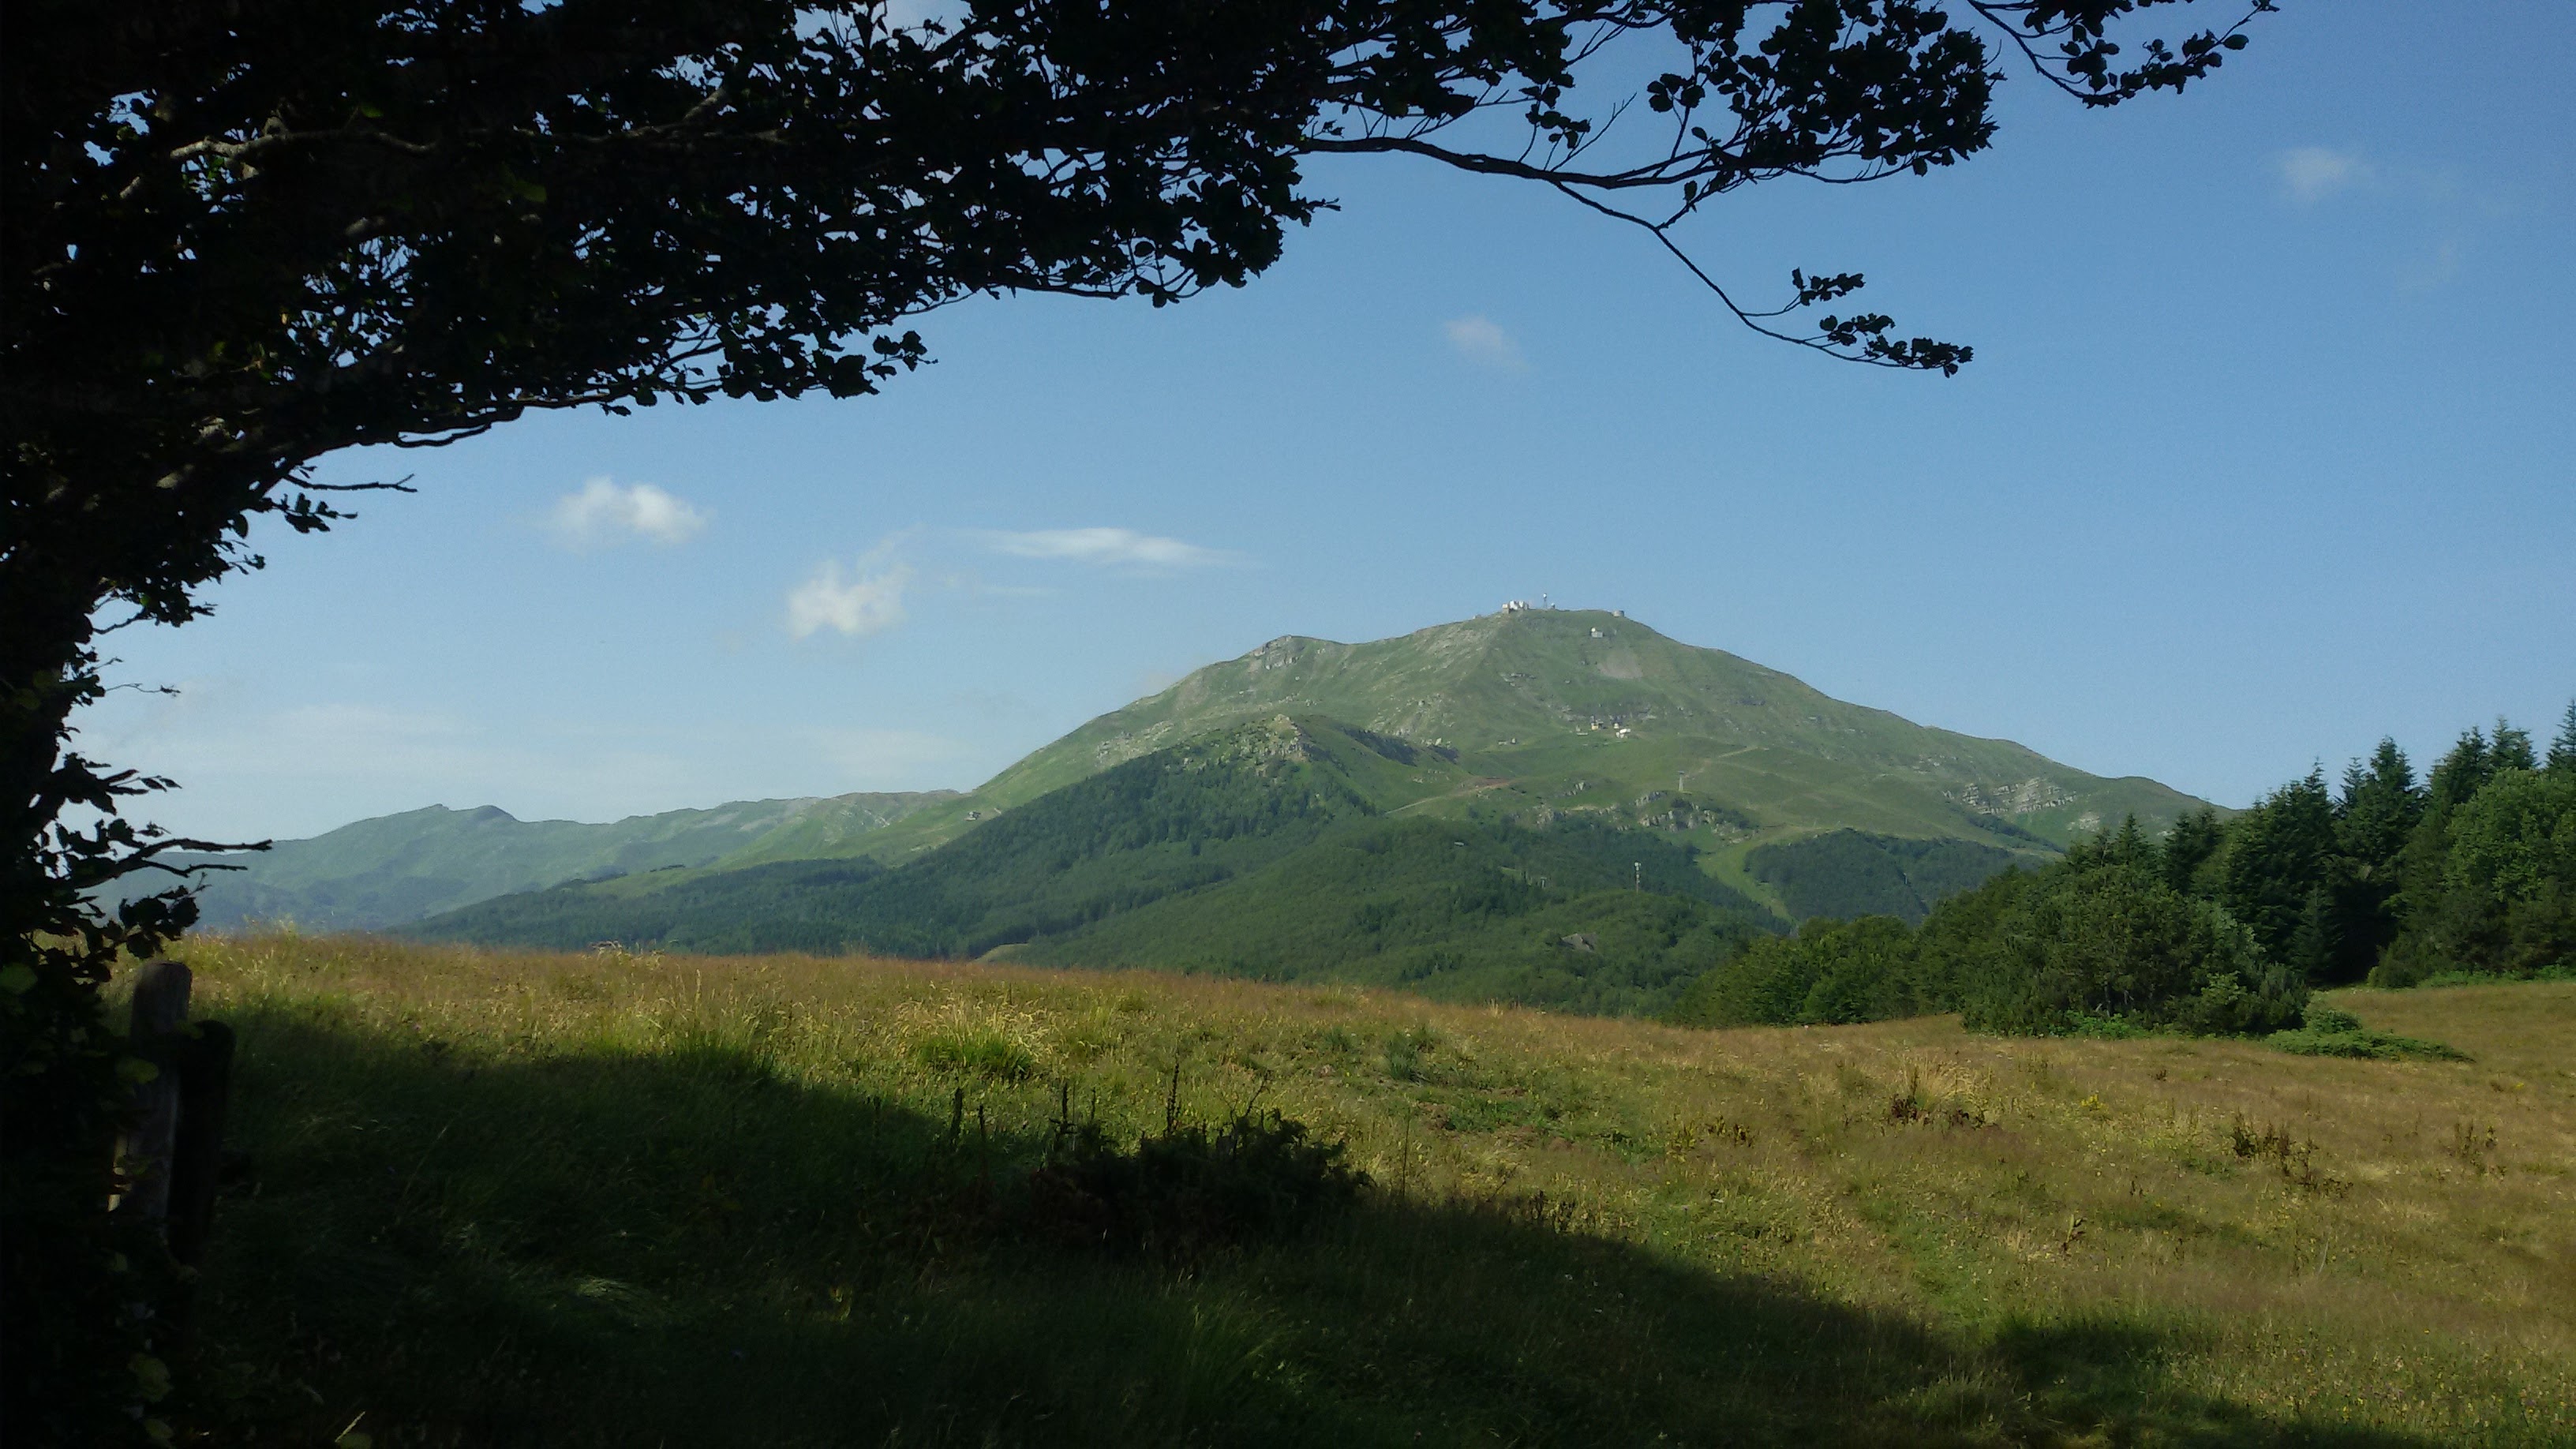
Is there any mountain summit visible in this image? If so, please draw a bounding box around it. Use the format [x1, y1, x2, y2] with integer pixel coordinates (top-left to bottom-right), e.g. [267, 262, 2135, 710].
[193, 608, 2213, 956]
[739, 608, 2207, 893]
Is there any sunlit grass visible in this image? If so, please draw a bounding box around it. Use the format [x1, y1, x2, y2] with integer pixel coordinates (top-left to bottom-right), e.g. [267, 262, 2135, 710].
[163, 934, 2575, 1444]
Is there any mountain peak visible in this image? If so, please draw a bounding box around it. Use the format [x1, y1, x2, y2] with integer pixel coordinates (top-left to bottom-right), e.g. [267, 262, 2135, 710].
[967, 609, 2204, 859]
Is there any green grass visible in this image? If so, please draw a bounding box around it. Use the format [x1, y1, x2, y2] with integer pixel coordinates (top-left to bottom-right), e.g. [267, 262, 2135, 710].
[159, 936, 2575, 1445]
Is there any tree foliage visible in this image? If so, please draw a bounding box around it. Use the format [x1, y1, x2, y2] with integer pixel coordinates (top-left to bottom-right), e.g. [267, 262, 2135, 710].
[1742, 828, 2023, 924]
[1668, 912, 1923, 1028]
[1676, 829, 2308, 1038]
[1668, 705, 2576, 1043]
[1960, 857, 2301, 1035]
[6, 1, 2269, 1433]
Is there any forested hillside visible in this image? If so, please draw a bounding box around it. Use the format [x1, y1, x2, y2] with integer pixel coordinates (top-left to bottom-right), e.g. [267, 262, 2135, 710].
[1012, 815, 1773, 1016]
[1743, 829, 2024, 923]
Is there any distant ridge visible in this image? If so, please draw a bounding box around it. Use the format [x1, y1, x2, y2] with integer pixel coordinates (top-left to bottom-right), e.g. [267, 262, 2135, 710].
[412, 714, 1783, 1016]
[159, 792, 955, 931]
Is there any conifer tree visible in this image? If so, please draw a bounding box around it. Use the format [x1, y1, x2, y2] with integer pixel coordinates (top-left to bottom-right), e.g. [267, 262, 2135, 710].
[2325, 739, 2419, 982]
[2159, 806, 2226, 897]
[2107, 814, 2154, 873]
[2424, 727, 2496, 813]
[2285, 883, 2338, 987]
[2383, 725, 2512, 983]
[2492, 721, 2540, 773]
[2219, 767, 2336, 969]
[2549, 702, 2576, 777]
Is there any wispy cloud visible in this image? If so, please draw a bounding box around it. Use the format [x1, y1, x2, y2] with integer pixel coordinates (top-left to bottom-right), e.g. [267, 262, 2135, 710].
[788, 538, 912, 639]
[2276, 146, 2371, 204]
[1443, 314, 1526, 370]
[547, 477, 710, 549]
[979, 527, 1233, 570]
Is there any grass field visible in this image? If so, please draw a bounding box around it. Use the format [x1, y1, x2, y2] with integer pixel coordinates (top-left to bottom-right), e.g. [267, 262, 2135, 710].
[159, 934, 2575, 1445]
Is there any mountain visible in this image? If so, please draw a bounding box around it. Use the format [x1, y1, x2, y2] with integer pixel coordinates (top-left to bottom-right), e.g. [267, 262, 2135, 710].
[158, 792, 953, 931]
[218, 608, 2216, 973]
[411, 715, 1778, 1016]
[728, 608, 2208, 900]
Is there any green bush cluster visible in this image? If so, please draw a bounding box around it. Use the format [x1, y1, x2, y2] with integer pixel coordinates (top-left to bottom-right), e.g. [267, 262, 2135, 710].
[1675, 703, 2576, 1038]
[1956, 865, 2302, 1037]
[2264, 1006, 2468, 1062]
[1024, 1106, 1368, 1259]
[1671, 844, 2305, 1038]
[2375, 755, 2576, 985]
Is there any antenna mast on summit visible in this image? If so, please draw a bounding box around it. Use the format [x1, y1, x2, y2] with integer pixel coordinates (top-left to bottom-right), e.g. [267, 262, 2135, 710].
[1541, 593, 1550, 609]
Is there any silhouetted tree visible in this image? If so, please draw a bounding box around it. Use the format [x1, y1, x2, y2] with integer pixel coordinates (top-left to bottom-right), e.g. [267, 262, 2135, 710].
[2, 2, 2273, 1434]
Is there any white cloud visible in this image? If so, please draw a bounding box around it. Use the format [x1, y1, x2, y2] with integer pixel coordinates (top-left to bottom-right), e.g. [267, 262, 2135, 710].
[787, 541, 912, 639]
[979, 527, 1232, 569]
[2277, 146, 2370, 204]
[547, 477, 710, 549]
[1443, 314, 1526, 370]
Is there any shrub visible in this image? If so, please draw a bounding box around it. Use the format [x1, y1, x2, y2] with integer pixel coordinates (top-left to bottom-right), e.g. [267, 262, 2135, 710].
[1962, 867, 2305, 1037]
[1666, 915, 1916, 1028]
[1023, 1106, 1367, 1258]
[2267, 1005, 2469, 1061]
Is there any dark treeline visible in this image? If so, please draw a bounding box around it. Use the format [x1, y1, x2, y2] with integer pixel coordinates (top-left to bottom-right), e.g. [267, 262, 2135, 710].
[1674, 706, 2576, 1035]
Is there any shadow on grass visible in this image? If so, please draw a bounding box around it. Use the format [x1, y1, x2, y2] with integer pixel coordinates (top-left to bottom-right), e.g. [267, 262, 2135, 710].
[187, 1007, 2432, 1447]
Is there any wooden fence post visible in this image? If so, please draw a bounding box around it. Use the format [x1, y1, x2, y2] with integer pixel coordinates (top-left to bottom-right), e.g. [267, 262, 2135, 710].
[166, 1021, 236, 1267]
[118, 960, 192, 1223]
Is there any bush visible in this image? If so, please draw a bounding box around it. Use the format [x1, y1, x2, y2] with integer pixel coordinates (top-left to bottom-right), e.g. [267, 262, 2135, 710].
[1023, 1104, 1368, 1258]
[1666, 915, 1916, 1028]
[1962, 867, 2305, 1037]
[2267, 1005, 2468, 1061]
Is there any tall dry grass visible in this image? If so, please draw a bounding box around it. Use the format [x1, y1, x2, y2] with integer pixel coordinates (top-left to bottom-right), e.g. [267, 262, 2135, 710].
[159, 934, 2574, 1444]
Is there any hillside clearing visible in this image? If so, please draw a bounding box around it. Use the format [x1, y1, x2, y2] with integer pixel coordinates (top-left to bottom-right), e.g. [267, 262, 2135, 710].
[165, 936, 2574, 1445]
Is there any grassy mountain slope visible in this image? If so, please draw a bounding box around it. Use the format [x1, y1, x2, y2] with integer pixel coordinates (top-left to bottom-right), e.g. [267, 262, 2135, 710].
[415, 719, 1468, 957]
[728, 611, 2206, 906]
[414, 717, 1777, 1016]
[173, 934, 2576, 1445]
[159, 792, 953, 931]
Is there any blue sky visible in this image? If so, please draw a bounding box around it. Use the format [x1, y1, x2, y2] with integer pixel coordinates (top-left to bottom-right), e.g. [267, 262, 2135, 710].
[81, 1, 2576, 842]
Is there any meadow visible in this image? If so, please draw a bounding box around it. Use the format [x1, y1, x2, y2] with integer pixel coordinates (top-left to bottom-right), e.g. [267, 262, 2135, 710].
[160, 934, 2574, 1445]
